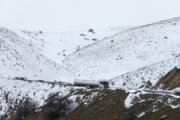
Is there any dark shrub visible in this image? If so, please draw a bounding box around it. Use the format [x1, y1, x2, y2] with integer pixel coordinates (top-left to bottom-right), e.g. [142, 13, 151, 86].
[39, 31, 43, 34]
[127, 106, 138, 120]
[12, 100, 38, 120]
[14, 77, 27, 80]
[88, 28, 94, 32]
[43, 93, 73, 120]
[80, 33, 86, 36]
[92, 38, 97, 41]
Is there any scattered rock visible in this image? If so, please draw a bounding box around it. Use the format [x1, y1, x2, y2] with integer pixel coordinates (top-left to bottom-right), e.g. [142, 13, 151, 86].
[88, 28, 95, 34]
[92, 38, 97, 41]
[39, 31, 43, 34]
[88, 28, 94, 33]
[84, 38, 89, 40]
[80, 34, 86, 36]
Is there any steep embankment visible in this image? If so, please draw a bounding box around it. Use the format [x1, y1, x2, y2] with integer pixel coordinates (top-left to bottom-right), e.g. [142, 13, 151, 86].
[64, 17, 180, 87]
[154, 67, 180, 90]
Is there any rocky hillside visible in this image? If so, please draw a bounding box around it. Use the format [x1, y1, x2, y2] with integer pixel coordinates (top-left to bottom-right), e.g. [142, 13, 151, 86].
[154, 67, 180, 90]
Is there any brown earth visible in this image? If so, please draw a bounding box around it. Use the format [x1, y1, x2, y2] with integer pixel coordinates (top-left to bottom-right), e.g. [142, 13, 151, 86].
[131, 93, 180, 120]
[22, 89, 180, 120]
[24, 89, 129, 120]
[154, 67, 180, 90]
[60, 89, 129, 120]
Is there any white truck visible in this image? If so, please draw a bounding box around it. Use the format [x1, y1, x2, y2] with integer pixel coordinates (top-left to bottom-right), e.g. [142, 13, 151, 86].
[74, 79, 109, 89]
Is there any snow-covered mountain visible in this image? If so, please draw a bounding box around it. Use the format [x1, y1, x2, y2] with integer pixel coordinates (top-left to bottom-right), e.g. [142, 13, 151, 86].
[64, 17, 180, 88]
[1, 17, 180, 119]
[0, 26, 130, 117]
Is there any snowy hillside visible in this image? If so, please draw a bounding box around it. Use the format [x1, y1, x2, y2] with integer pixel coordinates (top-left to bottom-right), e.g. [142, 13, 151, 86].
[0, 27, 72, 81]
[64, 17, 180, 87]
[0, 17, 180, 119]
[0, 26, 129, 82]
[0, 77, 72, 116]
[0, 26, 130, 118]
[111, 56, 180, 90]
[15, 27, 130, 65]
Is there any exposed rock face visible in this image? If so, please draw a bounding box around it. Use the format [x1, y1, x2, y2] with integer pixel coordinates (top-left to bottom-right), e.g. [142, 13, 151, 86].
[154, 67, 180, 90]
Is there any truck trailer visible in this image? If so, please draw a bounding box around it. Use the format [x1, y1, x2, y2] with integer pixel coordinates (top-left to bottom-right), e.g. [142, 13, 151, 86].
[74, 79, 109, 88]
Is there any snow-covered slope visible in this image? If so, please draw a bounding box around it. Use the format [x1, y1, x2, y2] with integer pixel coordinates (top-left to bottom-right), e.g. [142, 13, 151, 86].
[15, 27, 130, 65]
[0, 26, 129, 81]
[64, 17, 180, 85]
[111, 56, 180, 90]
[0, 27, 73, 81]
[0, 77, 72, 116]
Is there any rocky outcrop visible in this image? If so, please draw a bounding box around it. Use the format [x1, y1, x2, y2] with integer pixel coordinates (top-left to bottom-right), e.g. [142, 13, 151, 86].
[154, 67, 180, 90]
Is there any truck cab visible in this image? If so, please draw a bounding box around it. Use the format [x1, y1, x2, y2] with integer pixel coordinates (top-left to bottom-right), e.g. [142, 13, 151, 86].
[99, 81, 109, 88]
